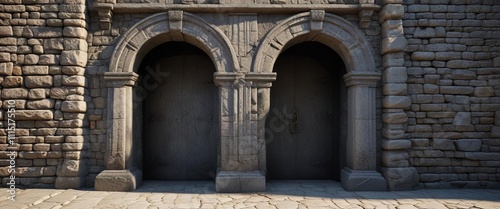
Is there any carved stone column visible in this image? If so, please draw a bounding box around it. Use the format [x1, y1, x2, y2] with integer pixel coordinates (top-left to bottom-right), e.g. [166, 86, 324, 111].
[95, 72, 142, 191]
[341, 71, 387, 191]
[245, 73, 277, 176]
[214, 72, 273, 192]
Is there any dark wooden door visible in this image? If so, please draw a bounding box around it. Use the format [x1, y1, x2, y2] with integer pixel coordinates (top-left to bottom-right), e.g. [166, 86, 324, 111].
[143, 48, 217, 180]
[266, 49, 340, 180]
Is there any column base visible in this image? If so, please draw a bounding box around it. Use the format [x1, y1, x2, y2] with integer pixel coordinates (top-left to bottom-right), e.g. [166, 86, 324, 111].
[216, 171, 265, 192]
[341, 168, 387, 191]
[95, 168, 142, 191]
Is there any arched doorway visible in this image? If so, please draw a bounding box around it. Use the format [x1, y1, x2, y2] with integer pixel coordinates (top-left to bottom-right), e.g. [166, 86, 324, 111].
[139, 42, 217, 180]
[266, 42, 346, 180]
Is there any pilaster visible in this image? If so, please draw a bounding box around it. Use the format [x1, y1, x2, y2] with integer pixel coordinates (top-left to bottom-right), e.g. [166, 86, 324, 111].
[379, 0, 419, 191]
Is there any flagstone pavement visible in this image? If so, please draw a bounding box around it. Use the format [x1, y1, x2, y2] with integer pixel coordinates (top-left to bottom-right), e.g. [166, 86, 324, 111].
[1, 181, 499, 209]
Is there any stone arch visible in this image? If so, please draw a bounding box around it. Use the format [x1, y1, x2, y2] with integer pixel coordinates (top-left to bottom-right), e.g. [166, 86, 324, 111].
[252, 11, 387, 191]
[96, 11, 239, 191]
[109, 11, 239, 73]
[253, 11, 375, 74]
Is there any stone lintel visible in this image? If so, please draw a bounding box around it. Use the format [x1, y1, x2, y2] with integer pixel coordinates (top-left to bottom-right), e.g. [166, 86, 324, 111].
[91, 4, 380, 15]
[343, 71, 381, 87]
[341, 168, 387, 191]
[215, 171, 265, 192]
[104, 72, 139, 87]
[95, 168, 142, 191]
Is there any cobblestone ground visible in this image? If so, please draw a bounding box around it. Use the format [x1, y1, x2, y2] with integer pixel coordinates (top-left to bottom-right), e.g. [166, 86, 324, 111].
[1, 181, 499, 209]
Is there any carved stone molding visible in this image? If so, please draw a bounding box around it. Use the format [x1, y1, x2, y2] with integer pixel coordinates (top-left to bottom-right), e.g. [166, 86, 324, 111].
[343, 71, 381, 87]
[94, 3, 115, 30]
[103, 72, 139, 87]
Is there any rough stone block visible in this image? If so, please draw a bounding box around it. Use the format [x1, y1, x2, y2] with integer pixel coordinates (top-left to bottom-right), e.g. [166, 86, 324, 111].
[16, 167, 43, 177]
[383, 96, 411, 109]
[62, 66, 85, 75]
[383, 84, 407, 95]
[440, 86, 473, 95]
[23, 66, 49, 75]
[383, 67, 407, 83]
[411, 138, 429, 147]
[455, 139, 481, 152]
[2, 76, 23, 87]
[453, 112, 471, 125]
[492, 126, 500, 138]
[432, 139, 455, 150]
[60, 50, 87, 67]
[25, 76, 53, 88]
[382, 140, 412, 150]
[414, 27, 436, 38]
[380, 4, 404, 22]
[464, 152, 500, 161]
[61, 101, 87, 112]
[16, 110, 53, 120]
[446, 60, 470, 68]
[411, 52, 435, 61]
[382, 167, 419, 191]
[55, 177, 85, 189]
[0, 62, 13, 75]
[494, 57, 500, 67]
[63, 27, 87, 39]
[62, 75, 85, 86]
[26, 99, 55, 109]
[341, 169, 387, 191]
[474, 87, 494, 97]
[0, 26, 13, 37]
[382, 151, 409, 167]
[28, 89, 46, 99]
[216, 171, 266, 193]
[382, 36, 407, 54]
[0, 52, 10, 61]
[2, 88, 28, 99]
[383, 112, 408, 124]
[95, 169, 142, 191]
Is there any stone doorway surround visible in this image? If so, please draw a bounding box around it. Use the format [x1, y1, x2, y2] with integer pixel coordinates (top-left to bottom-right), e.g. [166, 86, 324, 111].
[95, 9, 387, 192]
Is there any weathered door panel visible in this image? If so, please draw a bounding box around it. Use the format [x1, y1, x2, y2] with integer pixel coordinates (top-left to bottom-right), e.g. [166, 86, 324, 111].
[267, 51, 340, 180]
[143, 51, 217, 180]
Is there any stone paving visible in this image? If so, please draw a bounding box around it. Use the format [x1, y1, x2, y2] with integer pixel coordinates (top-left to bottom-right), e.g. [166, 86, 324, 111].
[1, 181, 499, 209]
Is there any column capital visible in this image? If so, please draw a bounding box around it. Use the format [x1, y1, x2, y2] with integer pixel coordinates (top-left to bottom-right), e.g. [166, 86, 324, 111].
[245, 73, 277, 88]
[104, 72, 139, 88]
[214, 72, 245, 86]
[343, 71, 381, 87]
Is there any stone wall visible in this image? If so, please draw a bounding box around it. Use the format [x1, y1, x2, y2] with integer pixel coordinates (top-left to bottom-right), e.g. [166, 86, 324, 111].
[0, 0, 499, 190]
[0, 0, 89, 188]
[403, 0, 500, 188]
